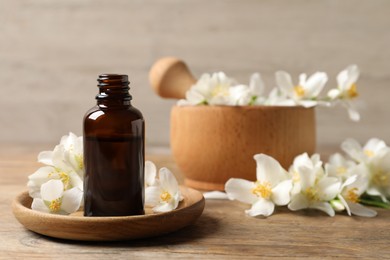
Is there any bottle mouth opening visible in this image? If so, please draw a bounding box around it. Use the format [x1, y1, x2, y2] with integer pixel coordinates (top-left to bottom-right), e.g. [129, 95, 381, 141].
[98, 74, 129, 87]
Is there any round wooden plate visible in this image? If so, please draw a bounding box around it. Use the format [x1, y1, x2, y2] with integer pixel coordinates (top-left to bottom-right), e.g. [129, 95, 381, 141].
[12, 186, 205, 241]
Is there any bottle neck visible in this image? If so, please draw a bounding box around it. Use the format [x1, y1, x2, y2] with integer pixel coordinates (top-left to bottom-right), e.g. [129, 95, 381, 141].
[96, 74, 132, 108]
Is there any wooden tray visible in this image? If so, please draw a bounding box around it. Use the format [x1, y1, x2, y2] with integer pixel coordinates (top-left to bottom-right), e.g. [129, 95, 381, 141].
[12, 186, 205, 241]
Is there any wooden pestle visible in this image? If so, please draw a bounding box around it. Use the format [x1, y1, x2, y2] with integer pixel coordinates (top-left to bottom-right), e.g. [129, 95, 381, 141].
[149, 57, 196, 99]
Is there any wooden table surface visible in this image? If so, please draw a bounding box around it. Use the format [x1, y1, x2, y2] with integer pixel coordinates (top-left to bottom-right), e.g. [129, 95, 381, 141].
[1, 145, 390, 259]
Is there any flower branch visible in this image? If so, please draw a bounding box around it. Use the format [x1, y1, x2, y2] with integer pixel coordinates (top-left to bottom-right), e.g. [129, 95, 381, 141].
[178, 65, 361, 121]
[219, 138, 390, 218]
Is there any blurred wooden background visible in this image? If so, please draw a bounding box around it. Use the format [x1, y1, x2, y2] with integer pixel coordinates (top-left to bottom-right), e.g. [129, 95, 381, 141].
[0, 0, 389, 151]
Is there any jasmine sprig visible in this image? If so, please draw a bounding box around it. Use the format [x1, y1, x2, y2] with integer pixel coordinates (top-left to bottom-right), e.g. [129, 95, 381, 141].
[208, 138, 390, 218]
[178, 65, 361, 122]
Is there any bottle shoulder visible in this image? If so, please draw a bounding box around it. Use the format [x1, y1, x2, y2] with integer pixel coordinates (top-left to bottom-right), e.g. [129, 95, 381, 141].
[84, 105, 144, 123]
[128, 105, 144, 119]
[84, 106, 102, 120]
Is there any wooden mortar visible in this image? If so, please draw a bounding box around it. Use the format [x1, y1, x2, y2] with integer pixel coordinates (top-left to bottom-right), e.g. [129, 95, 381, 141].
[149, 57, 316, 191]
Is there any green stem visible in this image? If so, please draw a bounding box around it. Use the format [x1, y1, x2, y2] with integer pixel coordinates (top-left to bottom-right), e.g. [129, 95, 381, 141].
[360, 198, 390, 209]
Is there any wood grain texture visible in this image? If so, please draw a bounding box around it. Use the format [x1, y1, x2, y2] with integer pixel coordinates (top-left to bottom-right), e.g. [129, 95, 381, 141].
[0, 0, 389, 149]
[1, 144, 390, 259]
[12, 188, 204, 241]
[171, 105, 315, 190]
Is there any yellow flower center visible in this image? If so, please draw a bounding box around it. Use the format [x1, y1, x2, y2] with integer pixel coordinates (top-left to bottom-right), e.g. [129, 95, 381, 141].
[294, 85, 305, 97]
[347, 83, 358, 98]
[346, 187, 359, 203]
[371, 170, 389, 187]
[211, 85, 229, 97]
[59, 172, 70, 190]
[364, 150, 374, 158]
[252, 181, 272, 199]
[160, 191, 172, 202]
[292, 171, 300, 183]
[337, 167, 347, 175]
[75, 154, 84, 170]
[48, 198, 62, 213]
[304, 187, 318, 201]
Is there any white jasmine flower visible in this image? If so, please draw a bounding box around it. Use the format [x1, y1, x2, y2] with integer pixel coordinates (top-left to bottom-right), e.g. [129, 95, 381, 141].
[328, 65, 360, 121]
[229, 73, 266, 105]
[341, 138, 388, 164]
[288, 161, 341, 217]
[181, 72, 234, 106]
[337, 164, 377, 217]
[249, 73, 264, 97]
[265, 88, 296, 106]
[179, 72, 265, 106]
[328, 65, 360, 100]
[342, 138, 390, 202]
[28, 133, 85, 199]
[366, 148, 390, 202]
[59, 132, 84, 177]
[145, 167, 183, 212]
[229, 85, 252, 106]
[38, 133, 84, 178]
[27, 166, 83, 199]
[291, 153, 323, 172]
[275, 71, 328, 107]
[204, 72, 235, 105]
[145, 160, 158, 187]
[177, 88, 207, 106]
[248, 73, 266, 105]
[225, 154, 292, 217]
[31, 179, 83, 215]
[184, 73, 213, 105]
[203, 191, 229, 200]
[289, 153, 323, 195]
[325, 153, 357, 181]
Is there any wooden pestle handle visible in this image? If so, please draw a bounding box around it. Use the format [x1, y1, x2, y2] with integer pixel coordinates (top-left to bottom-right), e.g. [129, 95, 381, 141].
[149, 57, 196, 99]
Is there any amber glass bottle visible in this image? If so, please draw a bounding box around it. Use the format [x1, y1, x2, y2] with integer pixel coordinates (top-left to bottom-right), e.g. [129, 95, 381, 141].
[83, 74, 144, 216]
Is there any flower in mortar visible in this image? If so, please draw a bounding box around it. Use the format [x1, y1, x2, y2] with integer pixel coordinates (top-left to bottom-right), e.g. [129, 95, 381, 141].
[229, 73, 265, 105]
[328, 65, 360, 121]
[178, 72, 235, 106]
[328, 65, 360, 100]
[275, 70, 328, 107]
[178, 72, 266, 106]
[265, 87, 296, 106]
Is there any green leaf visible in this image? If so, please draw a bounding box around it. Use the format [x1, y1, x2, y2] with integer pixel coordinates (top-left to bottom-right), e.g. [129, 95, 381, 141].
[248, 96, 257, 106]
[360, 198, 390, 209]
